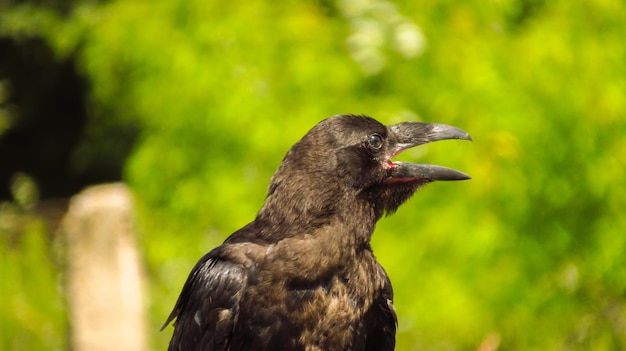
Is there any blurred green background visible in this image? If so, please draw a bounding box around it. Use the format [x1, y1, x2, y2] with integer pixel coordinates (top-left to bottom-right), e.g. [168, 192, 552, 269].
[1, 0, 625, 350]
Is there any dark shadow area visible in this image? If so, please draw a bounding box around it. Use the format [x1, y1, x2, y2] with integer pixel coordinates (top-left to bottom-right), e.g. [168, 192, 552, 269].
[0, 37, 137, 200]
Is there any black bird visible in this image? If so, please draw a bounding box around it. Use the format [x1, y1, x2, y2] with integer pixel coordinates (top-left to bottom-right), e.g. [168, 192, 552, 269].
[162, 114, 471, 351]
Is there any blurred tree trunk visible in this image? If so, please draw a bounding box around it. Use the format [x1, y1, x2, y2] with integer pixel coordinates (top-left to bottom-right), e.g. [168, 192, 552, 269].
[62, 183, 147, 351]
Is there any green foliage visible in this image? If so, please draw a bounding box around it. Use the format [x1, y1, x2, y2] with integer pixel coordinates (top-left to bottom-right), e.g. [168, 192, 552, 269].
[0, 217, 66, 351]
[1, 0, 626, 350]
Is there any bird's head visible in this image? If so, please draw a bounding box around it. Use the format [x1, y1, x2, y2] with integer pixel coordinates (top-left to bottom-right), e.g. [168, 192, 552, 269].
[259, 114, 471, 232]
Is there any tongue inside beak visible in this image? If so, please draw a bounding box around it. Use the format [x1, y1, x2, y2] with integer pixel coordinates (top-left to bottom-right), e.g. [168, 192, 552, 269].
[384, 122, 472, 183]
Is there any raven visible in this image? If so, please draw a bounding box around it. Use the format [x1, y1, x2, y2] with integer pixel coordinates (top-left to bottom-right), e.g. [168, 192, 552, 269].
[162, 114, 471, 351]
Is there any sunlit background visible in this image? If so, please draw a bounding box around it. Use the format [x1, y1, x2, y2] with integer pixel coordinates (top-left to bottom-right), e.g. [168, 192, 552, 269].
[1, 0, 625, 350]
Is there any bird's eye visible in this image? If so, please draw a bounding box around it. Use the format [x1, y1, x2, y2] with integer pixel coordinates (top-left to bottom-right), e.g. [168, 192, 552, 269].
[368, 134, 383, 150]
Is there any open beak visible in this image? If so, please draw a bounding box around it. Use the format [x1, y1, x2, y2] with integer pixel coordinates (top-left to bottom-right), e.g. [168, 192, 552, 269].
[385, 122, 472, 182]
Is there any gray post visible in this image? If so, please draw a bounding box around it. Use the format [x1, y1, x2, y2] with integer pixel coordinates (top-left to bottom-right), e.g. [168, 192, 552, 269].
[63, 183, 148, 351]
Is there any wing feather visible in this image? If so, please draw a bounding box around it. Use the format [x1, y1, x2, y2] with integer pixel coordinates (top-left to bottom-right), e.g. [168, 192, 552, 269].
[163, 255, 246, 351]
[364, 268, 396, 351]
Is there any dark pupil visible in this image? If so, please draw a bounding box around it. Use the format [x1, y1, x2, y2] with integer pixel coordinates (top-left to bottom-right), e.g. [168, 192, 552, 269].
[369, 134, 382, 149]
